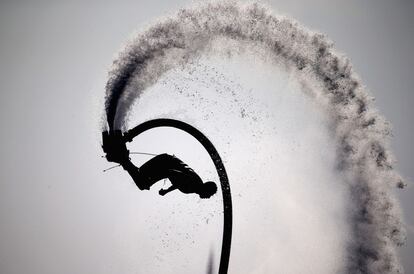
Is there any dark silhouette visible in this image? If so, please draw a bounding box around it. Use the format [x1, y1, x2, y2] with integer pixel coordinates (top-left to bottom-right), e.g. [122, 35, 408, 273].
[102, 119, 232, 274]
[102, 130, 217, 198]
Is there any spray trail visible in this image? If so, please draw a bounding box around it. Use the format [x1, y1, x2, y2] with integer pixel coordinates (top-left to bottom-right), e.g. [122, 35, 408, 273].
[103, 1, 406, 273]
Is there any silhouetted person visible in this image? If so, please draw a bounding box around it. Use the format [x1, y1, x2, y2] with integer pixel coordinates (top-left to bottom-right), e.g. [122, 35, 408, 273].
[102, 131, 217, 199]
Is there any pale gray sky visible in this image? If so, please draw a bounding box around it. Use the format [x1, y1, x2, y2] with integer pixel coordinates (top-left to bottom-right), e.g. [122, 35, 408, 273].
[0, 0, 413, 273]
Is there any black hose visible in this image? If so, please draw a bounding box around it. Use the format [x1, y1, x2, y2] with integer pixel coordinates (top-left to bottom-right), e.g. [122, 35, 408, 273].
[123, 118, 232, 274]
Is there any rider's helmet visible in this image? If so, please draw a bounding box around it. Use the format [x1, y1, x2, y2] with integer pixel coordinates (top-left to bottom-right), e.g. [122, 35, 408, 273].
[199, 181, 218, 199]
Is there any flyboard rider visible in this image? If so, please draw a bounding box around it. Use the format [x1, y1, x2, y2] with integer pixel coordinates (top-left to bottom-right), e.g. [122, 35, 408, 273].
[102, 130, 217, 198]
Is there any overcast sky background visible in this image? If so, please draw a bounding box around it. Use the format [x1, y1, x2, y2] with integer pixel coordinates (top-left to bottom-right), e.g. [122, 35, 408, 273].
[0, 0, 413, 273]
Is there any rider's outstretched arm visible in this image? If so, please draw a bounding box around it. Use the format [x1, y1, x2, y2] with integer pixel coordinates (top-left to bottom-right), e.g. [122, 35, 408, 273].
[159, 184, 177, 196]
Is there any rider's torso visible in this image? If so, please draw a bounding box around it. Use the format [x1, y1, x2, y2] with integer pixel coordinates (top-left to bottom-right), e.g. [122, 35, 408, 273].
[139, 154, 200, 186]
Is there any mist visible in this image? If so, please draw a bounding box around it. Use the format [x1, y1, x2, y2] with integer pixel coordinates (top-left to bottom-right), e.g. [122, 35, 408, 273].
[0, 1, 407, 274]
[102, 2, 406, 273]
[125, 53, 351, 273]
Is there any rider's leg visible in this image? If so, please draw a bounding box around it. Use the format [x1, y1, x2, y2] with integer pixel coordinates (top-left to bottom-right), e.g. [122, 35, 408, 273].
[121, 160, 150, 190]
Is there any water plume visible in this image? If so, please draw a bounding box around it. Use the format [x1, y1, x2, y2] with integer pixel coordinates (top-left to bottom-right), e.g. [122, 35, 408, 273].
[102, 1, 406, 273]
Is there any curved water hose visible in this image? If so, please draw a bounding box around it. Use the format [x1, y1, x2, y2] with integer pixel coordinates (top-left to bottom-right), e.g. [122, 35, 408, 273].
[122, 118, 232, 274]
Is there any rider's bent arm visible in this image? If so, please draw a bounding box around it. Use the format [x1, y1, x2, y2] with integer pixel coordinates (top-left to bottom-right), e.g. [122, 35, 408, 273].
[159, 185, 177, 196]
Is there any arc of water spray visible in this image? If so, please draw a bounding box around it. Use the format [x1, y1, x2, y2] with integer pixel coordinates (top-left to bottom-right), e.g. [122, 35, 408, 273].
[102, 2, 406, 273]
